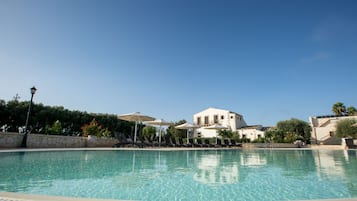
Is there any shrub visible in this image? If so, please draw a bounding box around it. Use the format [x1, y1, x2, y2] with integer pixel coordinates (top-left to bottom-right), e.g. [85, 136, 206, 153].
[81, 119, 112, 138]
[45, 120, 62, 135]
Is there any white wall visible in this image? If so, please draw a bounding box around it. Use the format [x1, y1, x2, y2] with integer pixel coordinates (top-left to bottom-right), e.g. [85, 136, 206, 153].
[193, 107, 247, 138]
[238, 127, 265, 141]
[310, 115, 357, 144]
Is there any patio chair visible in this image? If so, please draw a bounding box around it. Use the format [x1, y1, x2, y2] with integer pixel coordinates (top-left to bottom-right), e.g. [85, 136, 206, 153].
[345, 138, 357, 149]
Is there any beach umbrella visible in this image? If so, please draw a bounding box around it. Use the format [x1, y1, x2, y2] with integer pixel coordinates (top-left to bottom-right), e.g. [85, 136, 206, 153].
[118, 112, 155, 143]
[144, 119, 173, 146]
[205, 124, 228, 144]
[175, 123, 200, 143]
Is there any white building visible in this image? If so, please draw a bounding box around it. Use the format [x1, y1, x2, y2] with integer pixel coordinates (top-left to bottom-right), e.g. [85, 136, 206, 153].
[238, 125, 265, 141]
[309, 115, 357, 144]
[193, 107, 264, 141]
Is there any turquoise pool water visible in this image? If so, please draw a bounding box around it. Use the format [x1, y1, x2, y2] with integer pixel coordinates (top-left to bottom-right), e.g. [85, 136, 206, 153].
[0, 149, 356, 201]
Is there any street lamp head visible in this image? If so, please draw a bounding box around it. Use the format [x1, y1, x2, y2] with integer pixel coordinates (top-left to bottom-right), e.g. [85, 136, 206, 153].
[30, 86, 37, 95]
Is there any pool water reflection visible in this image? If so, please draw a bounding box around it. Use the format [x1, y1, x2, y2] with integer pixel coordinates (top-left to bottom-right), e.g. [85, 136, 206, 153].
[0, 149, 356, 201]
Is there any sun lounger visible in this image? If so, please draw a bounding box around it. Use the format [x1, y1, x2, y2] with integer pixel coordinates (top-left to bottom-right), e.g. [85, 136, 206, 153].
[215, 138, 223, 147]
[178, 138, 188, 147]
[195, 139, 204, 147]
[203, 139, 214, 147]
[224, 139, 233, 147]
[345, 138, 357, 149]
[230, 139, 242, 147]
[137, 135, 152, 147]
[164, 136, 176, 147]
[188, 139, 195, 147]
[171, 138, 181, 147]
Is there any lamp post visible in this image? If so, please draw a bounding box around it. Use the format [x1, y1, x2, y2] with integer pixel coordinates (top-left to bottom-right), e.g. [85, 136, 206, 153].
[21, 86, 37, 148]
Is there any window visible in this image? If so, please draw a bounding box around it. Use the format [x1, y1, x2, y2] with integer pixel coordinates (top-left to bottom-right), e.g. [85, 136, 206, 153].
[230, 115, 234, 119]
[204, 116, 209, 125]
[197, 117, 201, 125]
[329, 131, 335, 136]
[221, 115, 224, 120]
[214, 115, 218, 123]
[197, 132, 201, 138]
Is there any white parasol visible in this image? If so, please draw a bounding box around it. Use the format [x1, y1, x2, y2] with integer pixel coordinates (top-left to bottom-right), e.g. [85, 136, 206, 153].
[118, 112, 155, 143]
[144, 119, 173, 145]
[205, 124, 227, 144]
[175, 122, 200, 143]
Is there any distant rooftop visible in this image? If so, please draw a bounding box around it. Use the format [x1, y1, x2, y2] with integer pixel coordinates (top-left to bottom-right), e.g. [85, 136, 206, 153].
[315, 114, 349, 118]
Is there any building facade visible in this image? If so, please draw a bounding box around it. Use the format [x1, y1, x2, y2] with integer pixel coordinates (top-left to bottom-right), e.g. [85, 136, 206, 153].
[237, 125, 266, 141]
[193, 107, 247, 138]
[309, 115, 357, 144]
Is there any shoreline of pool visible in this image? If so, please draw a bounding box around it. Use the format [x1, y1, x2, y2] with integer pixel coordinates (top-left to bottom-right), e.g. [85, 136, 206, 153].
[0, 144, 347, 153]
[1, 192, 356, 201]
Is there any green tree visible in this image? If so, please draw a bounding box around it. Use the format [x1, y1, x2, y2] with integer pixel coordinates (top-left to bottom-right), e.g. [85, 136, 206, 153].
[335, 119, 357, 138]
[347, 106, 357, 116]
[0, 99, 132, 137]
[218, 129, 233, 138]
[166, 120, 187, 138]
[231, 131, 240, 141]
[45, 120, 62, 135]
[142, 126, 156, 139]
[265, 127, 285, 143]
[332, 102, 346, 116]
[276, 118, 311, 143]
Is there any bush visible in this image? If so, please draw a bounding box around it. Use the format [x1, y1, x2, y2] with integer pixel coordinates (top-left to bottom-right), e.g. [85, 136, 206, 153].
[335, 119, 357, 138]
[81, 119, 112, 138]
[45, 120, 62, 135]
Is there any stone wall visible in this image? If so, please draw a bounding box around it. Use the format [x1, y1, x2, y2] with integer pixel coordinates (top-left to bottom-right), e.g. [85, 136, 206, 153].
[0, 132, 23, 148]
[0, 132, 119, 148]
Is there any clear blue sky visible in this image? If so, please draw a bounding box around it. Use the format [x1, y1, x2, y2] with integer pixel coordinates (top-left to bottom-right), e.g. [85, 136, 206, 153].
[1, 0, 356, 126]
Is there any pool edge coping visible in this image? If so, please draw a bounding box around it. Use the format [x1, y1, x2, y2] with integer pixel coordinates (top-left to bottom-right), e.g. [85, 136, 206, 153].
[1, 192, 356, 201]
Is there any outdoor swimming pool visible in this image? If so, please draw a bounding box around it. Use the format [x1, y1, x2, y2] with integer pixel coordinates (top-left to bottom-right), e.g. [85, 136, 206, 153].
[0, 149, 356, 201]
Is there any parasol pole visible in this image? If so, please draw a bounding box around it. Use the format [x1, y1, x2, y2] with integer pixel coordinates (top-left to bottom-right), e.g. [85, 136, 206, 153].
[134, 121, 138, 143]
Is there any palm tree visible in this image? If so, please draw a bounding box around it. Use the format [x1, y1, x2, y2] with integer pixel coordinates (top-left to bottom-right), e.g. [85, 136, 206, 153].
[332, 102, 346, 116]
[347, 106, 357, 116]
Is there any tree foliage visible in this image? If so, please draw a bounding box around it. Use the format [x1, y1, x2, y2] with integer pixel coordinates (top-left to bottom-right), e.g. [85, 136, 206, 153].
[166, 119, 187, 138]
[218, 129, 233, 138]
[142, 126, 156, 139]
[335, 119, 357, 138]
[45, 120, 62, 135]
[332, 102, 357, 116]
[0, 98, 132, 137]
[347, 106, 357, 116]
[332, 102, 346, 116]
[265, 118, 311, 143]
